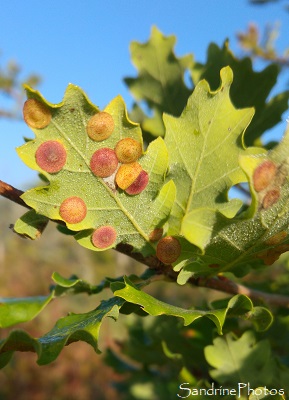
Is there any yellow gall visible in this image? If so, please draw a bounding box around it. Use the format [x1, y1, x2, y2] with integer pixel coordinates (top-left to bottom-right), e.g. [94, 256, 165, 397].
[86, 112, 114, 141]
[115, 162, 142, 190]
[35, 140, 67, 173]
[253, 160, 277, 192]
[115, 138, 142, 163]
[23, 98, 52, 129]
[90, 148, 118, 178]
[265, 231, 287, 246]
[91, 225, 117, 249]
[125, 170, 149, 195]
[59, 197, 87, 224]
[149, 228, 163, 242]
[156, 236, 181, 264]
[262, 188, 280, 209]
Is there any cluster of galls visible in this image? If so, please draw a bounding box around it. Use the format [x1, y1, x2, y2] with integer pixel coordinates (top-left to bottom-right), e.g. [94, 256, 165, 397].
[252, 159, 287, 210]
[23, 98, 149, 250]
[253, 159, 289, 264]
[257, 230, 289, 265]
[23, 98, 181, 262]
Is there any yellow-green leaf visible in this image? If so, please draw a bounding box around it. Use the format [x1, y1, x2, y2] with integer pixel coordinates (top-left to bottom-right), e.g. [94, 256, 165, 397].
[17, 85, 175, 255]
[164, 66, 255, 242]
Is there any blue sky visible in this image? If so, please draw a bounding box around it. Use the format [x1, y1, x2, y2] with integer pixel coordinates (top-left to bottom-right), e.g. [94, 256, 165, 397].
[1, 0, 289, 189]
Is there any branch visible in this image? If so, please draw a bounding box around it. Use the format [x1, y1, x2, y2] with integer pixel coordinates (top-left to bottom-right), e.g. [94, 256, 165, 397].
[197, 275, 289, 308]
[109, 243, 289, 308]
[0, 180, 28, 208]
[2, 178, 289, 308]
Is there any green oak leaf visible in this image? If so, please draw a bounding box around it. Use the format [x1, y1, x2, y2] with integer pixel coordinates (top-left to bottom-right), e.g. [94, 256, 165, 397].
[162, 64, 289, 279]
[0, 278, 272, 367]
[51, 271, 113, 296]
[174, 259, 214, 284]
[204, 331, 273, 387]
[0, 270, 159, 331]
[17, 84, 175, 255]
[190, 41, 289, 146]
[0, 331, 41, 368]
[164, 66, 259, 240]
[180, 126, 289, 277]
[0, 294, 53, 328]
[112, 276, 272, 333]
[226, 295, 273, 332]
[0, 296, 124, 367]
[0, 272, 116, 329]
[13, 209, 48, 239]
[124, 26, 193, 137]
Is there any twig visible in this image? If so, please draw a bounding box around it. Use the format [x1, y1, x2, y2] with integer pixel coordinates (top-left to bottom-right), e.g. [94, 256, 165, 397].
[0, 180, 28, 208]
[2, 178, 289, 308]
[196, 276, 289, 308]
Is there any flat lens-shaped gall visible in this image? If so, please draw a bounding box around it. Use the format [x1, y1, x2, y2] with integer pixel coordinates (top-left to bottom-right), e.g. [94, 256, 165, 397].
[35, 140, 67, 173]
[23, 98, 52, 129]
[59, 197, 87, 224]
[115, 138, 142, 163]
[149, 228, 163, 242]
[262, 188, 280, 209]
[253, 160, 277, 192]
[91, 225, 117, 248]
[115, 162, 142, 190]
[125, 170, 149, 195]
[90, 148, 118, 178]
[156, 236, 181, 264]
[86, 112, 114, 141]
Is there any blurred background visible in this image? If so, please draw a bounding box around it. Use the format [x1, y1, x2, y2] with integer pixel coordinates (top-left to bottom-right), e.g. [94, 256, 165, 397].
[1, 0, 289, 398]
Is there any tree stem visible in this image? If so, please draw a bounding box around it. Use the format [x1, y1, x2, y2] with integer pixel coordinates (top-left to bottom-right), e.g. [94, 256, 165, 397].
[0, 180, 28, 208]
[2, 178, 289, 308]
[196, 276, 289, 308]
